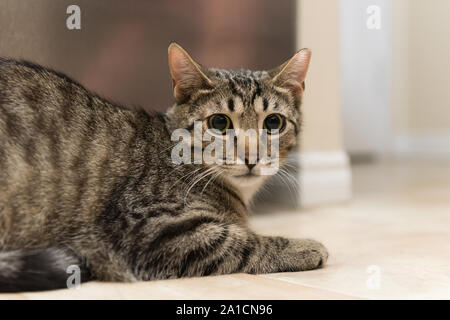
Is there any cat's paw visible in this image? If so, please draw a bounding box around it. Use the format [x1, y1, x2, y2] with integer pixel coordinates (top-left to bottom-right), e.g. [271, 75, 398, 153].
[285, 238, 328, 271]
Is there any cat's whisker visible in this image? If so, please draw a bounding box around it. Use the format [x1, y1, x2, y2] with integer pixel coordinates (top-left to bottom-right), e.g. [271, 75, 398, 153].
[183, 167, 216, 204]
[278, 167, 299, 186]
[279, 169, 300, 202]
[183, 167, 212, 192]
[165, 165, 185, 178]
[170, 166, 203, 189]
[200, 172, 217, 195]
[272, 168, 299, 204]
[183, 171, 214, 204]
[201, 169, 224, 195]
[159, 143, 176, 153]
[275, 174, 295, 203]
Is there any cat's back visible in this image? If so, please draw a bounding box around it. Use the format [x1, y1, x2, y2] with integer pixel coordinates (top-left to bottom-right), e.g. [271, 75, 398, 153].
[0, 58, 169, 186]
[0, 59, 170, 247]
[0, 58, 92, 118]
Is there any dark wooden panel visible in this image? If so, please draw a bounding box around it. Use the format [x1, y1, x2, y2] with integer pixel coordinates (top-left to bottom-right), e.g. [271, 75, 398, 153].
[0, 0, 296, 111]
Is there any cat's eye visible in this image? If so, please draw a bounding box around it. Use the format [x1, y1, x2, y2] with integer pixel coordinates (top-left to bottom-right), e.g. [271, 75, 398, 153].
[208, 114, 233, 134]
[263, 113, 285, 134]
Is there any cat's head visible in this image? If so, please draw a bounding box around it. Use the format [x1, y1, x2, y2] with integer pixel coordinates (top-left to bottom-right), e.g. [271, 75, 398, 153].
[166, 43, 311, 198]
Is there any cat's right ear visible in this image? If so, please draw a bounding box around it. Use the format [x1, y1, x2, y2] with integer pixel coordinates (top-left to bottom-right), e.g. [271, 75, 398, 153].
[269, 48, 311, 94]
[168, 43, 213, 104]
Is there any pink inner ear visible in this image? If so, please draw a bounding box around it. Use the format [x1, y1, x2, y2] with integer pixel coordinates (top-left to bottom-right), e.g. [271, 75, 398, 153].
[168, 44, 211, 103]
[288, 49, 311, 84]
[274, 49, 311, 90]
[169, 48, 191, 85]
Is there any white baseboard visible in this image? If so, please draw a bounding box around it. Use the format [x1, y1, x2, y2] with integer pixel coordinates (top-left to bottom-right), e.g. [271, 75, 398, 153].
[393, 132, 450, 158]
[296, 151, 352, 207]
[258, 150, 352, 208]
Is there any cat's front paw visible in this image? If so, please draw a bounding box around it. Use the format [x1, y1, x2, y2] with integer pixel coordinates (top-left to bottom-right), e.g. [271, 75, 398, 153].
[285, 238, 328, 271]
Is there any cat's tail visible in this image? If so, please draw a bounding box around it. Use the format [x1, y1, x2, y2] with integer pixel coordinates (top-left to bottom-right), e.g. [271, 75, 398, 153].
[0, 248, 92, 292]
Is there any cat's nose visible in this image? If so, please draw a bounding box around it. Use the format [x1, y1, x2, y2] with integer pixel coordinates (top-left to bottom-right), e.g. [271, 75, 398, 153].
[245, 157, 257, 171]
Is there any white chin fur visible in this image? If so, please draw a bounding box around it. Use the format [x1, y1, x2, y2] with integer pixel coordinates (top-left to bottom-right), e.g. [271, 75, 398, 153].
[226, 174, 267, 204]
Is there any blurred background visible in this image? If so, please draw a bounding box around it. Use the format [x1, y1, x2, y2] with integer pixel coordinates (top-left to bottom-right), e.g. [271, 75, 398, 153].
[0, 0, 449, 210]
[0, 0, 296, 111]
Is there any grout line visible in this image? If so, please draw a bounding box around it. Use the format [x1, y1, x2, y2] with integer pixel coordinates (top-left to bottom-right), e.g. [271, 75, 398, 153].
[260, 275, 363, 299]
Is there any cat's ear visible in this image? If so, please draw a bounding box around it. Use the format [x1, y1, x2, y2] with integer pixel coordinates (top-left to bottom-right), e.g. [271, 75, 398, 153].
[269, 48, 311, 93]
[168, 42, 213, 104]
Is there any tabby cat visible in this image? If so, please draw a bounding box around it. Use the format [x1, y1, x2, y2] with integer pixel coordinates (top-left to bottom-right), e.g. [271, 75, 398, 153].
[0, 43, 327, 292]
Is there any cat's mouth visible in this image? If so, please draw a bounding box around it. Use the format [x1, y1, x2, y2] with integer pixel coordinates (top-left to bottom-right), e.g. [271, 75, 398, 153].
[234, 172, 258, 178]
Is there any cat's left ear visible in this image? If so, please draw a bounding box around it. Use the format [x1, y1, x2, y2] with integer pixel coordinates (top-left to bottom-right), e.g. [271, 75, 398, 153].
[269, 48, 311, 93]
[168, 42, 213, 104]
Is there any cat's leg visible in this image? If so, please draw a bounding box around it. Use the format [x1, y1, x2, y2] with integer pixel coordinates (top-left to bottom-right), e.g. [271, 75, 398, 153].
[131, 214, 328, 280]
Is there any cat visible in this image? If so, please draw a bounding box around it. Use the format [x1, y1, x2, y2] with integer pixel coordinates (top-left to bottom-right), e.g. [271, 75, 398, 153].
[0, 43, 328, 292]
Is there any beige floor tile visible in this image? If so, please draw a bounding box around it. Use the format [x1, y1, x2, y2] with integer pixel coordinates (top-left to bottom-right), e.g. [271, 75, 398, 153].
[252, 160, 450, 299]
[1, 274, 355, 300]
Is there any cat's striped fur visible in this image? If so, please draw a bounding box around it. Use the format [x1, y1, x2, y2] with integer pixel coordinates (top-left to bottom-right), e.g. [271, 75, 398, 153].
[0, 43, 327, 292]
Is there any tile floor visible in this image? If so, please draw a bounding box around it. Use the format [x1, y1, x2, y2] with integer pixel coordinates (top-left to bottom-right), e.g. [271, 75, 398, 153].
[1, 159, 449, 299]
